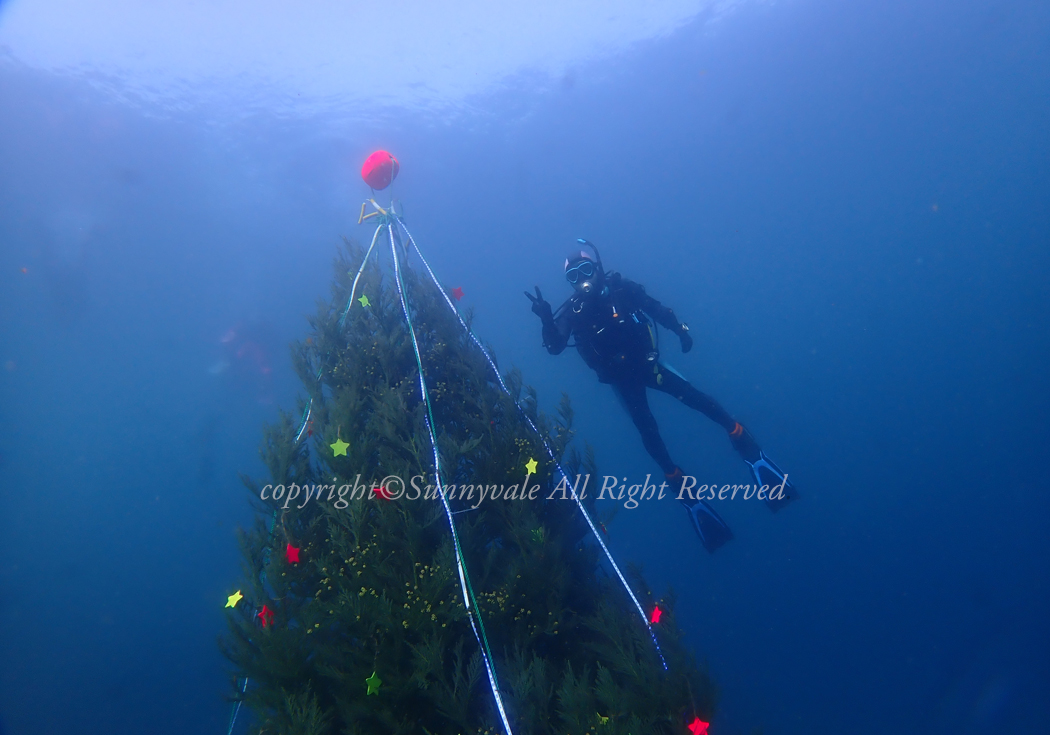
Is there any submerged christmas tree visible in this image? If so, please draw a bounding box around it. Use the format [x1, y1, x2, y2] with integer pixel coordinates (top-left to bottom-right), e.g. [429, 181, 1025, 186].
[222, 237, 717, 735]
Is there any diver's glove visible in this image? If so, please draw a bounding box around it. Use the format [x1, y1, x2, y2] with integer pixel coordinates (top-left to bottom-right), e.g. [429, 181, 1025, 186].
[524, 287, 554, 324]
[676, 323, 693, 353]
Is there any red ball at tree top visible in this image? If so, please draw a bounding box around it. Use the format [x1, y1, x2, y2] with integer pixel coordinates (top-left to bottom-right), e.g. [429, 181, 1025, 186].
[361, 150, 399, 190]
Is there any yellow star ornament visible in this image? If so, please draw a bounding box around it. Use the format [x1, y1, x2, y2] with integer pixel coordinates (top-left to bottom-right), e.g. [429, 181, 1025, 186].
[597, 713, 610, 726]
[225, 590, 243, 608]
[525, 458, 538, 474]
[358, 294, 370, 307]
[331, 438, 349, 457]
[365, 671, 382, 695]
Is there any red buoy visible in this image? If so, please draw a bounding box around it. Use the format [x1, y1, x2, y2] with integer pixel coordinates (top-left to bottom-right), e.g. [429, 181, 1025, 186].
[361, 150, 399, 190]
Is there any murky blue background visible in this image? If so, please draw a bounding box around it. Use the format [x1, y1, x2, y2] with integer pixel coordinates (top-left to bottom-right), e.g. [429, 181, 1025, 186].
[1, 1, 1048, 733]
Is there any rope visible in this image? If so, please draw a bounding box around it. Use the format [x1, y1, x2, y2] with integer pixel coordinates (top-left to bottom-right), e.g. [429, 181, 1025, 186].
[294, 219, 383, 444]
[387, 224, 516, 734]
[396, 217, 668, 670]
[340, 223, 384, 328]
[225, 677, 248, 735]
[227, 509, 281, 734]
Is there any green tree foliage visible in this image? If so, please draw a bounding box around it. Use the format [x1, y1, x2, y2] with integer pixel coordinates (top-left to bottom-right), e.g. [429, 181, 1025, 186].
[223, 240, 717, 734]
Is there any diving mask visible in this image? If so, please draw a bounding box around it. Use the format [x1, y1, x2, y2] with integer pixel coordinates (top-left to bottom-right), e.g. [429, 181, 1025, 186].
[565, 260, 596, 285]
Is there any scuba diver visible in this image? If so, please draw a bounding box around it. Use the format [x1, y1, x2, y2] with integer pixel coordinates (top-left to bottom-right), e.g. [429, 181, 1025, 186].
[525, 239, 797, 553]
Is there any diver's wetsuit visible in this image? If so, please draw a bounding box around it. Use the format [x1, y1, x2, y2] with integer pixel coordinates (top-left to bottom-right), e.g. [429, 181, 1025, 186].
[541, 272, 735, 476]
[531, 257, 796, 550]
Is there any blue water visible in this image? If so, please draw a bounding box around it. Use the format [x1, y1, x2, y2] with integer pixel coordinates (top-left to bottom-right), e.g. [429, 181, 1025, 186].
[1, 1, 1048, 733]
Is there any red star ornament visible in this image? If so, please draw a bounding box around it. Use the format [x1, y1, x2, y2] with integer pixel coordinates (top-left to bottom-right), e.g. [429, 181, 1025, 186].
[258, 604, 275, 628]
[374, 485, 394, 501]
[650, 605, 663, 624]
[286, 544, 300, 563]
[451, 286, 464, 301]
[687, 716, 709, 735]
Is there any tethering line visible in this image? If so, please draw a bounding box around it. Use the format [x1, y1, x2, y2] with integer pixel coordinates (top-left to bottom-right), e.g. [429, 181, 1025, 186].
[387, 222, 515, 734]
[395, 216, 667, 670]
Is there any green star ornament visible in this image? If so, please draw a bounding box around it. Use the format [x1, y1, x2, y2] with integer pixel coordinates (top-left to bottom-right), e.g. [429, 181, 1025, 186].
[365, 671, 382, 695]
[331, 438, 349, 457]
[358, 294, 370, 308]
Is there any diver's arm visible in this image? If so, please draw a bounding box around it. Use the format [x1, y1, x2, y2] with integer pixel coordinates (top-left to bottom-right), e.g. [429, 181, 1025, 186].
[628, 279, 693, 352]
[525, 287, 570, 354]
[543, 304, 572, 354]
[622, 279, 681, 331]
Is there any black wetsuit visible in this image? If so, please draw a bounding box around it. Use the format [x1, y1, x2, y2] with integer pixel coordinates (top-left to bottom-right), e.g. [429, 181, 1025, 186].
[541, 273, 736, 475]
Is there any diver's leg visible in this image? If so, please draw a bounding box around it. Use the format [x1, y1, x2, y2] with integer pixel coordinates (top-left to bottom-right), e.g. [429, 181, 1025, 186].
[650, 368, 737, 432]
[611, 380, 676, 475]
[613, 379, 733, 552]
[651, 368, 758, 458]
[653, 367, 798, 512]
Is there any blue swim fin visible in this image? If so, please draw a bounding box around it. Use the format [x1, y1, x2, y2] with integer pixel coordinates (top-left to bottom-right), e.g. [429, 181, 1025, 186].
[745, 451, 798, 513]
[680, 498, 734, 553]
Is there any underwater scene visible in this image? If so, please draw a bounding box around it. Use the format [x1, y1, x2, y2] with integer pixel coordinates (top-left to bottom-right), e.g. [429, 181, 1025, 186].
[0, 1, 1047, 734]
